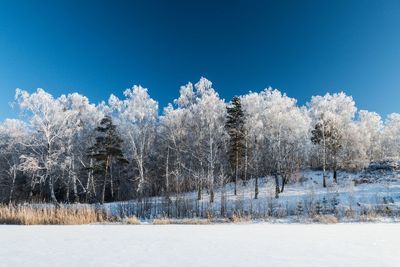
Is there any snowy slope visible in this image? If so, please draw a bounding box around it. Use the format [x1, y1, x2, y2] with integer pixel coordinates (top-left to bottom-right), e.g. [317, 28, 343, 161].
[104, 170, 400, 220]
[0, 224, 399, 267]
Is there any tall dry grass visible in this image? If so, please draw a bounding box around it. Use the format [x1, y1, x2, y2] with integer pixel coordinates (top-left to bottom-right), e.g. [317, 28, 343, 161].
[0, 205, 109, 225]
[153, 217, 211, 225]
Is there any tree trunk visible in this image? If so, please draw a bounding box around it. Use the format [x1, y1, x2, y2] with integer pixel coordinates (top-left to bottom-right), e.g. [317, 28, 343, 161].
[280, 176, 286, 193]
[49, 175, 59, 205]
[101, 157, 110, 204]
[165, 147, 169, 197]
[101, 175, 107, 204]
[197, 185, 202, 200]
[72, 174, 78, 203]
[86, 157, 94, 201]
[234, 145, 238, 195]
[71, 157, 79, 203]
[110, 163, 114, 200]
[8, 166, 16, 204]
[333, 168, 337, 184]
[254, 176, 259, 199]
[210, 186, 214, 203]
[220, 188, 225, 217]
[244, 138, 248, 186]
[29, 174, 35, 202]
[274, 174, 280, 198]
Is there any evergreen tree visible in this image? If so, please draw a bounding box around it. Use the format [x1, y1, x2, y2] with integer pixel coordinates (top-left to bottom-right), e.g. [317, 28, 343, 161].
[322, 196, 329, 214]
[296, 201, 304, 216]
[89, 116, 128, 203]
[226, 96, 245, 195]
[315, 200, 322, 215]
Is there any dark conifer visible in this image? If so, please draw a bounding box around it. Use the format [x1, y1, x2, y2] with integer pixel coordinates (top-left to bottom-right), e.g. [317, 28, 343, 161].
[89, 116, 128, 203]
[226, 96, 245, 195]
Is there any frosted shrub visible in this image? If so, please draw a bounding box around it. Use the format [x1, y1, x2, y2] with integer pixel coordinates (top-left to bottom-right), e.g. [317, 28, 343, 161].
[273, 204, 287, 218]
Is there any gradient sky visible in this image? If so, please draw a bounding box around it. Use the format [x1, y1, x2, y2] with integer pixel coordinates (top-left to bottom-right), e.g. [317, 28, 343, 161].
[1, 0, 400, 120]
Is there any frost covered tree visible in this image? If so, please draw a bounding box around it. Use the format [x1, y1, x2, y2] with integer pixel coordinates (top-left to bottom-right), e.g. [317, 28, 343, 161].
[109, 86, 158, 196]
[15, 89, 74, 204]
[0, 119, 27, 203]
[0, 81, 395, 207]
[58, 93, 104, 202]
[159, 78, 227, 203]
[192, 78, 227, 203]
[382, 113, 400, 159]
[309, 92, 356, 186]
[356, 111, 383, 162]
[242, 89, 309, 197]
[159, 102, 192, 199]
[241, 92, 266, 199]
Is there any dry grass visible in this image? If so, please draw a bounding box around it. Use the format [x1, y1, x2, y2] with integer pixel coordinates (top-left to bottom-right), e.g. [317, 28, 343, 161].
[123, 216, 141, 225]
[313, 215, 338, 224]
[359, 209, 378, 222]
[152, 217, 172, 225]
[153, 217, 210, 225]
[231, 213, 252, 223]
[0, 205, 108, 225]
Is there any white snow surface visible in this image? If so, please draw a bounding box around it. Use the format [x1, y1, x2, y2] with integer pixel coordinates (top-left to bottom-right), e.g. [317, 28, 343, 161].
[104, 170, 400, 219]
[0, 224, 399, 267]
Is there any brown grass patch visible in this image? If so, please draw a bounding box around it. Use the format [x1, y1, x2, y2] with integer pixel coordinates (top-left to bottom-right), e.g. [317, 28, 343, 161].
[359, 209, 378, 222]
[313, 215, 338, 224]
[123, 216, 141, 225]
[231, 213, 252, 223]
[0, 205, 108, 225]
[153, 218, 210, 225]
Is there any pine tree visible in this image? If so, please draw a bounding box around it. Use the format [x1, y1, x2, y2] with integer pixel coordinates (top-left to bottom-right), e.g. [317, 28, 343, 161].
[225, 96, 245, 195]
[296, 201, 304, 216]
[315, 200, 322, 215]
[322, 196, 329, 214]
[331, 196, 339, 215]
[89, 116, 128, 203]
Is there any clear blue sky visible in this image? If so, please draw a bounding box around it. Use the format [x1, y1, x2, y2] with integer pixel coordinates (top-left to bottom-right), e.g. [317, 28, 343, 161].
[1, 0, 400, 120]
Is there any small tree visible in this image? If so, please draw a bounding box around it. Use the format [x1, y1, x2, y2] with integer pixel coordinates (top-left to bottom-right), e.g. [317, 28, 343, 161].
[89, 116, 128, 203]
[226, 96, 245, 195]
[311, 119, 342, 186]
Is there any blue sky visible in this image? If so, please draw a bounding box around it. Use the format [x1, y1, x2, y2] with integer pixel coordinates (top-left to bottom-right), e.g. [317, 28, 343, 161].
[1, 0, 400, 120]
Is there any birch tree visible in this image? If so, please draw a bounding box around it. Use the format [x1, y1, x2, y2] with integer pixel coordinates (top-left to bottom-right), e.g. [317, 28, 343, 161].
[308, 92, 356, 186]
[109, 86, 158, 196]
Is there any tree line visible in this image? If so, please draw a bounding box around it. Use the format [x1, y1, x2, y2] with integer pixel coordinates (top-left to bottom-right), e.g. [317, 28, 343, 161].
[0, 77, 398, 204]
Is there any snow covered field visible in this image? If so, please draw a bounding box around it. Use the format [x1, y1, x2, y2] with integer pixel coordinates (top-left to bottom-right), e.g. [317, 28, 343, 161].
[1, 224, 399, 267]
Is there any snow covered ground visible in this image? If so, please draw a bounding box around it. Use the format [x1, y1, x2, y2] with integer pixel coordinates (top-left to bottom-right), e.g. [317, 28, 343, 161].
[104, 170, 400, 220]
[0, 224, 399, 267]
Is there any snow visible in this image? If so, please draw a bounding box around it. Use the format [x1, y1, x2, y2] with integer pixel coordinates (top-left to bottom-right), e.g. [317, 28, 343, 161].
[0, 224, 398, 267]
[103, 170, 400, 220]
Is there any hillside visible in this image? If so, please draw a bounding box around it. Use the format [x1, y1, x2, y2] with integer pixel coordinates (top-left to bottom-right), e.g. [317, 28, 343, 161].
[104, 167, 400, 222]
